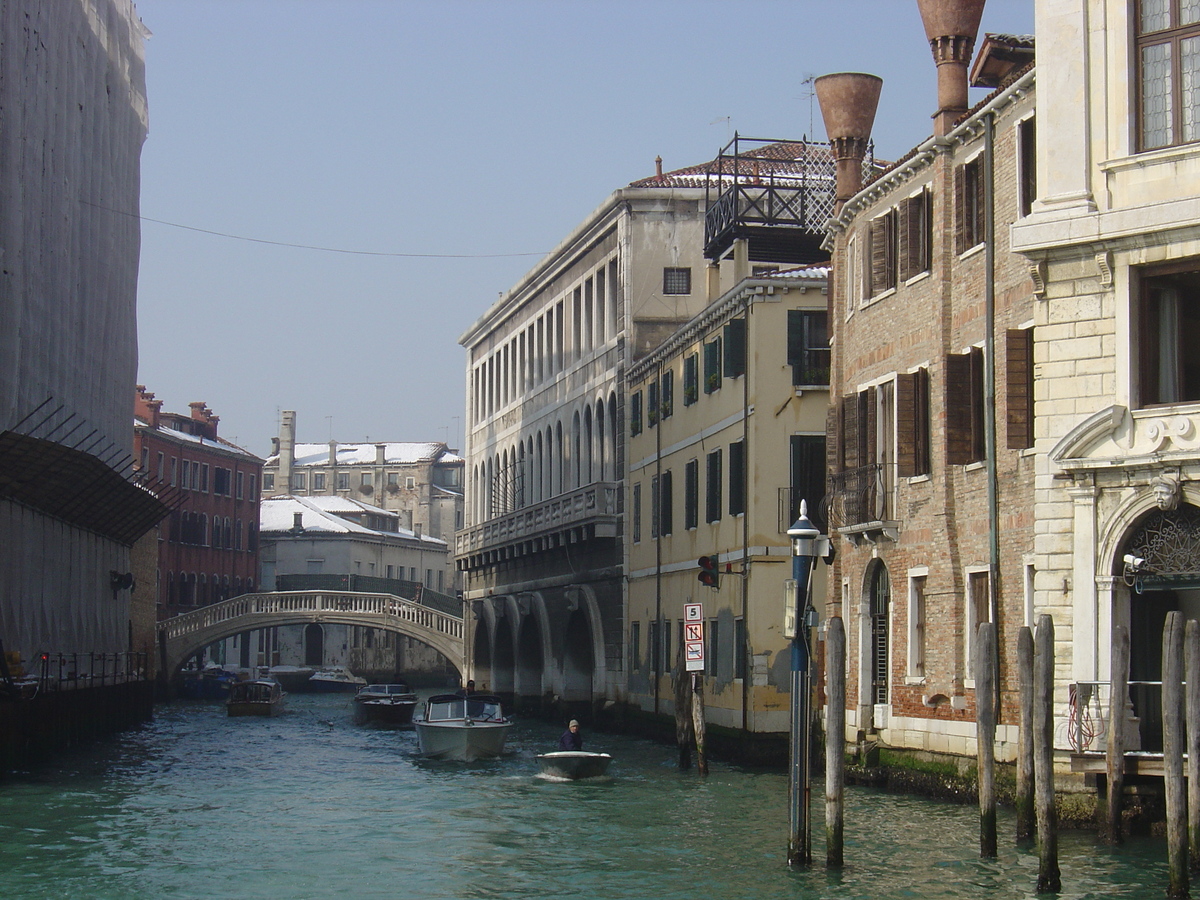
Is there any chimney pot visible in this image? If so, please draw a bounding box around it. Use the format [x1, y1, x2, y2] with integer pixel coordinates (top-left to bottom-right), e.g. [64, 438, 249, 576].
[815, 72, 883, 211]
[916, 0, 986, 135]
[655, 156, 663, 180]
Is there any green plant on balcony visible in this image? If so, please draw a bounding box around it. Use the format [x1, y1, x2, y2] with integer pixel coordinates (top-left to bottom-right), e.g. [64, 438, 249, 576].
[706, 371, 721, 393]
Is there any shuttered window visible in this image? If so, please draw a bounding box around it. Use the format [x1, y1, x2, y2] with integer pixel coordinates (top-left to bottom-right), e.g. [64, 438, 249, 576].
[704, 337, 723, 393]
[683, 353, 699, 406]
[661, 369, 674, 420]
[945, 348, 986, 464]
[1018, 117, 1037, 217]
[899, 189, 932, 281]
[684, 459, 699, 530]
[728, 440, 746, 516]
[660, 470, 673, 536]
[1006, 329, 1034, 449]
[630, 390, 643, 437]
[706, 449, 723, 523]
[955, 158, 985, 254]
[724, 318, 747, 378]
[869, 209, 898, 296]
[647, 381, 659, 428]
[787, 309, 830, 385]
[896, 368, 931, 477]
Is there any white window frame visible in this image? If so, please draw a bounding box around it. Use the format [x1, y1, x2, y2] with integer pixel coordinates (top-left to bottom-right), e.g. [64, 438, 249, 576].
[906, 567, 928, 682]
[964, 565, 992, 688]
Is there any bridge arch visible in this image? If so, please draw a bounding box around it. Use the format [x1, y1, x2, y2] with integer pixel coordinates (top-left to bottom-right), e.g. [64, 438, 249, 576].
[157, 591, 464, 679]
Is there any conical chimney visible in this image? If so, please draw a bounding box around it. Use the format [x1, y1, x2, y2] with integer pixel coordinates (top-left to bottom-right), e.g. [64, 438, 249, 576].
[916, 0, 986, 136]
[815, 72, 883, 213]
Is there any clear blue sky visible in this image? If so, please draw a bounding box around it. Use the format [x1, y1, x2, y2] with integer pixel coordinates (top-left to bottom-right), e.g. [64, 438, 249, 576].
[133, 0, 1034, 458]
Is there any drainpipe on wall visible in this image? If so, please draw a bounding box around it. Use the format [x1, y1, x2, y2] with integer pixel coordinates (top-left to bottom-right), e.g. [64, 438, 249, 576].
[741, 290, 751, 734]
[654, 359, 663, 718]
[984, 111, 1001, 711]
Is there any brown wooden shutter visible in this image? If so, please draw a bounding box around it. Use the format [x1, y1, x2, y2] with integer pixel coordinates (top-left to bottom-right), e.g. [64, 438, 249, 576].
[827, 403, 842, 473]
[1006, 328, 1034, 449]
[945, 353, 974, 465]
[898, 197, 914, 282]
[954, 166, 966, 256]
[842, 394, 859, 470]
[870, 217, 888, 296]
[861, 387, 876, 468]
[896, 372, 917, 477]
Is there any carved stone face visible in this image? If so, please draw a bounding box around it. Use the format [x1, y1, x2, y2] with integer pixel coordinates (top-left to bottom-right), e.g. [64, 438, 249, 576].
[1153, 476, 1181, 512]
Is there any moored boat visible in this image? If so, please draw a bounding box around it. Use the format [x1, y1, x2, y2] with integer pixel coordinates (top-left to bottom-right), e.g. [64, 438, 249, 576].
[307, 666, 367, 693]
[353, 683, 419, 725]
[226, 677, 286, 717]
[178, 664, 239, 700]
[535, 751, 613, 781]
[414, 694, 512, 760]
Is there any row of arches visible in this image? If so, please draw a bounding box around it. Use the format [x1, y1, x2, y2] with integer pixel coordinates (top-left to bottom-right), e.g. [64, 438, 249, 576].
[471, 391, 619, 523]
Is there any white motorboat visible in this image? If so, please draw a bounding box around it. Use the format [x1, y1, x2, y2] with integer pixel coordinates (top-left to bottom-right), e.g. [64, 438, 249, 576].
[307, 666, 367, 693]
[536, 751, 613, 781]
[415, 694, 512, 760]
[226, 677, 286, 717]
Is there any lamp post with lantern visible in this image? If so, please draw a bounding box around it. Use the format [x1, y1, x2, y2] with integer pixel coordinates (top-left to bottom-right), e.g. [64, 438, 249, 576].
[786, 500, 828, 866]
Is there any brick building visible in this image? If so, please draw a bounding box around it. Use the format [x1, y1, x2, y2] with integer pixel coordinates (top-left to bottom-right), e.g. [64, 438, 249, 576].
[133, 387, 263, 620]
[820, 5, 1036, 759]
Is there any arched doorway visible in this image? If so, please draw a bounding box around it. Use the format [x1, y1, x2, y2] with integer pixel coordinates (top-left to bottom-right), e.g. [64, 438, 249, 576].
[865, 560, 890, 730]
[562, 608, 594, 703]
[304, 624, 324, 667]
[1118, 504, 1200, 750]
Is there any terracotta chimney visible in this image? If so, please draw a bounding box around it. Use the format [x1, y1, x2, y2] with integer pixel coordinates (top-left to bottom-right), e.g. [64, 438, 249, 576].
[134, 386, 162, 428]
[655, 156, 663, 181]
[815, 72, 883, 212]
[916, 0, 986, 136]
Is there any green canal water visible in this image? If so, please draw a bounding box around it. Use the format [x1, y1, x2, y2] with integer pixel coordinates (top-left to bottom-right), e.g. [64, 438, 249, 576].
[0, 693, 1173, 899]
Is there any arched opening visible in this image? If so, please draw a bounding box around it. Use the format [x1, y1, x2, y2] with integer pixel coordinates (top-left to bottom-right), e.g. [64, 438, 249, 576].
[866, 559, 890, 728]
[572, 410, 582, 488]
[596, 401, 606, 481]
[1118, 503, 1200, 751]
[562, 607, 595, 703]
[304, 623, 324, 667]
[515, 614, 545, 708]
[492, 613, 516, 696]
[471, 616, 493, 686]
[584, 405, 594, 485]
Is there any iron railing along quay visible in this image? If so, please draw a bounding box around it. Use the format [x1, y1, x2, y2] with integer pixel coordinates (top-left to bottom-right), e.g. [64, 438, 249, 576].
[19, 651, 150, 692]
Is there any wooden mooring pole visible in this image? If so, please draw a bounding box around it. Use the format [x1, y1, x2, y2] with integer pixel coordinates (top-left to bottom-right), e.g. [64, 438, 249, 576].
[1034, 614, 1060, 893]
[825, 616, 845, 868]
[1164, 611, 1188, 899]
[1187, 620, 1200, 876]
[1105, 623, 1129, 845]
[976, 621, 997, 858]
[674, 642, 693, 771]
[691, 673, 708, 777]
[1016, 625, 1035, 842]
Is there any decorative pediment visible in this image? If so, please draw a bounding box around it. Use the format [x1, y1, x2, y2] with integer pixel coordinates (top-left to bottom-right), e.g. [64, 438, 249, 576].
[1052, 405, 1200, 472]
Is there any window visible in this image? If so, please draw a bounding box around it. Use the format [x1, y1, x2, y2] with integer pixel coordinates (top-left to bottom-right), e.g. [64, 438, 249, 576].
[338, 472, 350, 491]
[966, 568, 992, 678]
[684, 459, 699, 530]
[955, 156, 985, 254]
[361, 471, 373, 487]
[407, 476, 416, 489]
[312, 472, 326, 491]
[1007, 329, 1035, 449]
[387, 472, 399, 487]
[703, 337, 722, 394]
[787, 310, 830, 385]
[660, 470, 673, 536]
[683, 353, 699, 405]
[235, 470, 244, 499]
[728, 440, 745, 516]
[869, 564, 890, 704]
[706, 449, 723, 523]
[200, 464, 209, 493]
[214, 467, 231, 496]
[292, 472, 306, 491]
[263, 472, 274, 491]
[663, 267, 692, 295]
[180, 460, 190, 491]
[631, 622, 641, 671]
[1137, 264, 1200, 406]
[648, 380, 659, 428]
[650, 475, 659, 540]
[907, 570, 928, 679]
[249, 475, 257, 496]
[1018, 117, 1037, 217]
[789, 435, 827, 532]
[632, 483, 642, 543]
[661, 370, 674, 420]
[708, 617, 720, 676]
[724, 318, 747, 378]
[630, 390, 644, 436]
[900, 189, 933, 280]
[1137, 0, 1200, 150]
[946, 347, 986, 464]
[897, 368, 932, 476]
[170, 457, 177, 487]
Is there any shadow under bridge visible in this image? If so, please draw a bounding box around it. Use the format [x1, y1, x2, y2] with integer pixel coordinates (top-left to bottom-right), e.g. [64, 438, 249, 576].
[157, 590, 465, 678]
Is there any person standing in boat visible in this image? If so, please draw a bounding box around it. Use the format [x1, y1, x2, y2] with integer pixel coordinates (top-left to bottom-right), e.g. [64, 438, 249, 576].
[558, 719, 583, 751]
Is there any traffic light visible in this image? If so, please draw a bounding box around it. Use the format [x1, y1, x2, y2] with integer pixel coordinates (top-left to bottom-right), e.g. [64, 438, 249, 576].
[697, 555, 720, 589]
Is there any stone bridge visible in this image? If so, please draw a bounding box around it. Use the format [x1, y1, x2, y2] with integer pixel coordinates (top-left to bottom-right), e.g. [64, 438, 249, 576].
[157, 590, 464, 678]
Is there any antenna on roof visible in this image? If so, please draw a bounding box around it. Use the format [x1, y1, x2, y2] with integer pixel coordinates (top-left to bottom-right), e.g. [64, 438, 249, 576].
[801, 74, 816, 140]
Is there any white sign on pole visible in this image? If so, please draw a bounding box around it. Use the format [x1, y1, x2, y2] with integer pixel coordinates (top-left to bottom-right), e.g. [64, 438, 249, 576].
[685, 602, 704, 672]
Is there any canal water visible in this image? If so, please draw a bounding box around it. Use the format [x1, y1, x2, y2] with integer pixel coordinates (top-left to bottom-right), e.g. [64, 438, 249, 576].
[0, 693, 1172, 899]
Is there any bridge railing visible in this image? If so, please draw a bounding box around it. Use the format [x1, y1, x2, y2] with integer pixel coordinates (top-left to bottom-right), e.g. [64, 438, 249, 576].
[160, 591, 464, 643]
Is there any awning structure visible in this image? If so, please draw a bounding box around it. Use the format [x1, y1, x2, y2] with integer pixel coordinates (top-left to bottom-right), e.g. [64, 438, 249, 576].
[0, 430, 172, 546]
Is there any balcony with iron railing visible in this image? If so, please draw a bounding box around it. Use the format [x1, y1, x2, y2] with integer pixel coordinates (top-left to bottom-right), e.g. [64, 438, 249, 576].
[455, 481, 620, 567]
[703, 135, 873, 265]
[823, 463, 898, 544]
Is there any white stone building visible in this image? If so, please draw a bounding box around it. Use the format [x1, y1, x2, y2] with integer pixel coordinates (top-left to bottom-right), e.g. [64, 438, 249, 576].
[1011, 0, 1200, 758]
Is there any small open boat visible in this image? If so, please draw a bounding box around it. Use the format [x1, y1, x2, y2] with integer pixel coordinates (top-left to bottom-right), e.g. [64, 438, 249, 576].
[226, 677, 286, 717]
[415, 693, 511, 760]
[536, 751, 612, 781]
[308, 666, 367, 693]
[353, 683, 419, 725]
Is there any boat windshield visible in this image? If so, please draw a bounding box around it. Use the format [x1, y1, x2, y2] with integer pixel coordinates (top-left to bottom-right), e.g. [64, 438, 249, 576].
[465, 698, 502, 720]
[425, 697, 504, 721]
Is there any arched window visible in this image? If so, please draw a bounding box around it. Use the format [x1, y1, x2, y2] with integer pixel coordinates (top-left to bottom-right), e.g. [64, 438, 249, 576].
[596, 401, 606, 481]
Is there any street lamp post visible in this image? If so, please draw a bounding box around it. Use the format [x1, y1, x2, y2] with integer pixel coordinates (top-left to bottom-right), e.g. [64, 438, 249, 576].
[786, 500, 827, 867]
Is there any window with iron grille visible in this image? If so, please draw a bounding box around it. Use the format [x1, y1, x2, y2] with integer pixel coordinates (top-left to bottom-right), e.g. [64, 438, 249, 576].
[870, 563, 890, 705]
[1137, 0, 1200, 150]
[663, 267, 692, 295]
